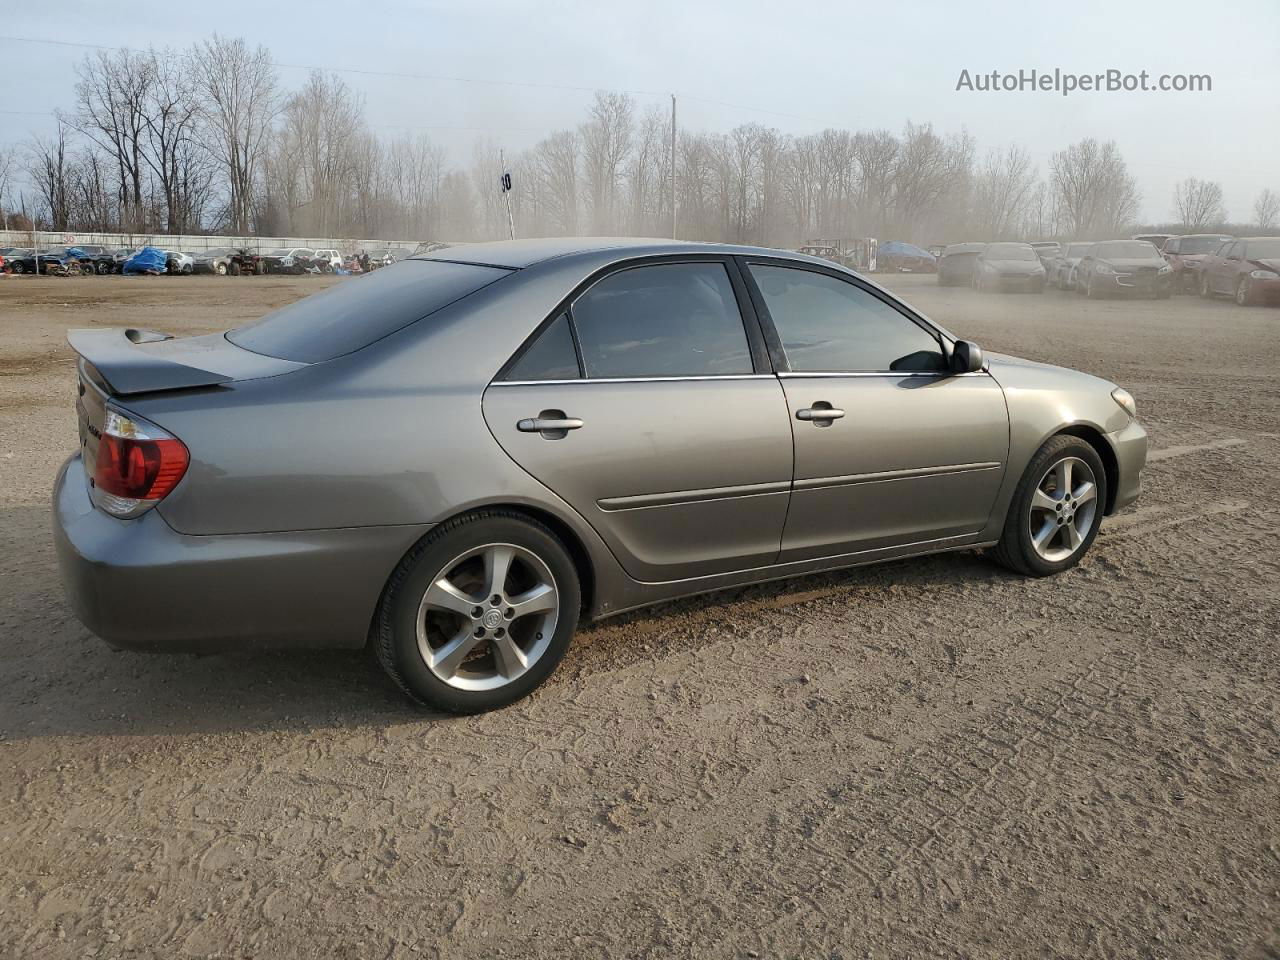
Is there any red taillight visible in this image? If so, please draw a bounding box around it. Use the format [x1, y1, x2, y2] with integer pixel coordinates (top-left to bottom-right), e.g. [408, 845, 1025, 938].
[92, 409, 189, 514]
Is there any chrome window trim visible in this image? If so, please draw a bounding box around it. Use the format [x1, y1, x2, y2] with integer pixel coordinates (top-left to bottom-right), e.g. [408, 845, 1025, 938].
[778, 370, 987, 379]
[491, 374, 776, 386]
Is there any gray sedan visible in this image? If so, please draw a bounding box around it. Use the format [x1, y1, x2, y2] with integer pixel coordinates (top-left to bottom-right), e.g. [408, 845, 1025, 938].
[53, 239, 1147, 713]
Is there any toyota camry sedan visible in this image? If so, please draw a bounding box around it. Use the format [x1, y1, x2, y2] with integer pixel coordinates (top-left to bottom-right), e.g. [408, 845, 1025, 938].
[54, 238, 1147, 713]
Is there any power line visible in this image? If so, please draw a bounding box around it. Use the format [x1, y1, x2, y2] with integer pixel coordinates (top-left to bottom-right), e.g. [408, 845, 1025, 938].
[0, 33, 822, 124]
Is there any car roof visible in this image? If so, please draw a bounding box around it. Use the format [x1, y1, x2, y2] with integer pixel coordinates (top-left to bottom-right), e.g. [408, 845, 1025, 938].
[412, 237, 806, 270]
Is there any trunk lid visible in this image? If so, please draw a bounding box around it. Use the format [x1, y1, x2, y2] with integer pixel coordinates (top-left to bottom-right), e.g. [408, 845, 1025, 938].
[70, 328, 305, 485]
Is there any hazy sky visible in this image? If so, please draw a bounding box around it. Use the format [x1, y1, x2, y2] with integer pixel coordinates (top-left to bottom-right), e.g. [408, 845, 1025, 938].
[3, 0, 1277, 223]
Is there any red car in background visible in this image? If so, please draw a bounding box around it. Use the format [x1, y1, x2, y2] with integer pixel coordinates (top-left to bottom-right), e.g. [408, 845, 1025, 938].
[1199, 237, 1280, 305]
[1162, 234, 1233, 293]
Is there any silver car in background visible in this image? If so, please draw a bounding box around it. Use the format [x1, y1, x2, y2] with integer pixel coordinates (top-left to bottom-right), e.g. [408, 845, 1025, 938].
[53, 238, 1146, 713]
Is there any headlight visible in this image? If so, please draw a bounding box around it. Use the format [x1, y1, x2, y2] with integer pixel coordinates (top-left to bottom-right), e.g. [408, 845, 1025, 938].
[1249, 269, 1279, 280]
[1094, 263, 1115, 275]
[1111, 387, 1137, 419]
[1158, 264, 1172, 274]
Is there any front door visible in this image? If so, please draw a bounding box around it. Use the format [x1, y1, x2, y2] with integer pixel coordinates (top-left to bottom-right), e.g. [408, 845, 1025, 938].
[742, 260, 1009, 561]
[483, 258, 794, 582]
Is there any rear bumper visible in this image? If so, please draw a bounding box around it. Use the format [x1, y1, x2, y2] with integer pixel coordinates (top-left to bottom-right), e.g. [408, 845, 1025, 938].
[1106, 419, 1147, 513]
[52, 455, 431, 652]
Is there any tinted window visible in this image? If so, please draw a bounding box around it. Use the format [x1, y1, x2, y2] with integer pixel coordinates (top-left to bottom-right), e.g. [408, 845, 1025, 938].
[750, 265, 946, 373]
[1245, 239, 1280, 258]
[505, 313, 580, 381]
[1226, 242, 1244, 258]
[571, 262, 752, 378]
[228, 260, 510, 362]
[985, 244, 1037, 261]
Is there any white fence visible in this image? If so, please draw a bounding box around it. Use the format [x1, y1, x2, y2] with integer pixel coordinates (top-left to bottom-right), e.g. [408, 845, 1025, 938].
[0, 229, 453, 254]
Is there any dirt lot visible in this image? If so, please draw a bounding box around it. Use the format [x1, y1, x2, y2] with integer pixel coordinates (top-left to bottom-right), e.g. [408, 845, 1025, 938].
[1, 272, 1278, 959]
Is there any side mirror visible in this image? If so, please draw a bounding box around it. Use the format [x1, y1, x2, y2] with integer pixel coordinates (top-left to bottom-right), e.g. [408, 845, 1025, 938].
[950, 340, 984, 374]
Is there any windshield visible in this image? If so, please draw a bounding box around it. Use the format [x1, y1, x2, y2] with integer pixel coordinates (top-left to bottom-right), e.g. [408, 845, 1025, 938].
[200, 248, 233, 257]
[1245, 239, 1280, 259]
[986, 243, 1037, 261]
[262, 248, 294, 257]
[944, 243, 984, 254]
[228, 259, 511, 363]
[1095, 242, 1159, 259]
[1180, 236, 1229, 254]
[1066, 243, 1092, 257]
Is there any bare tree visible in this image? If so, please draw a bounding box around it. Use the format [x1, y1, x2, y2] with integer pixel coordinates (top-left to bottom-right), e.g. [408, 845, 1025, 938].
[1253, 188, 1279, 231]
[533, 130, 579, 236]
[970, 144, 1036, 239]
[72, 48, 153, 229]
[278, 71, 366, 234]
[190, 35, 277, 234]
[1050, 138, 1139, 238]
[1172, 177, 1226, 231]
[139, 49, 204, 232]
[580, 92, 634, 234]
[25, 122, 72, 229]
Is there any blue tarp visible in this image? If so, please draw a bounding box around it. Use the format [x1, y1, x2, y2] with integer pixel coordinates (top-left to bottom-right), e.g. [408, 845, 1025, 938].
[65, 246, 91, 260]
[879, 241, 935, 261]
[123, 246, 168, 275]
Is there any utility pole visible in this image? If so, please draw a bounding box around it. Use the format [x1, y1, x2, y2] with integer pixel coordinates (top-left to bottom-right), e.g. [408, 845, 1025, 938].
[669, 95, 677, 239]
[500, 149, 516, 241]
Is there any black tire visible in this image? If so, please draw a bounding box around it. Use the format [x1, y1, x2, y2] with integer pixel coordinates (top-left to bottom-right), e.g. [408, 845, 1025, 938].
[991, 435, 1108, 578]
[216, 262, 228, 276]
[229, 262, 241, 276]
[10, 262, 24, 274]
[1085, 276, 1100, 299]
[374, 510, 581, 713]
[95, 260, 110, 275]
[1199, 273, 1213, 298]
[1235, 278, 1253, 306]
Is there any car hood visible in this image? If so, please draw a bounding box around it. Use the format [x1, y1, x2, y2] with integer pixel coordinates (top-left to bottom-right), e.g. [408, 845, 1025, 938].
[987, 259, 1042, 273]
[1249, 258, 1280, 272]
[985, 351, 1114, 390]
[1098, 258, 1164, 270]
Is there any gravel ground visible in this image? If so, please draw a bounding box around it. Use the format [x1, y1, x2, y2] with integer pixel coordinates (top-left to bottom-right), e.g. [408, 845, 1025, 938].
[1, 272, 1277, 959]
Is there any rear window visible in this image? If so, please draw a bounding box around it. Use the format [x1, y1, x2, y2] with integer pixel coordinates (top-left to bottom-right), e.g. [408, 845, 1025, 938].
[227, 259, 510, 362]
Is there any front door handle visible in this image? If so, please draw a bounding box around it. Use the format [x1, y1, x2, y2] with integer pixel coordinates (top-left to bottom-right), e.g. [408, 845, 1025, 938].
[517, 410, 583, 439]
[796, 404, 845, 424]
[517, 417, 584, 432]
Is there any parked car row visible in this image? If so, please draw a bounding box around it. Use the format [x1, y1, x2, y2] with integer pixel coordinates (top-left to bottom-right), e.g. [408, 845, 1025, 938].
[2, 242, 445, 277]
[935, 234, 1280, 306]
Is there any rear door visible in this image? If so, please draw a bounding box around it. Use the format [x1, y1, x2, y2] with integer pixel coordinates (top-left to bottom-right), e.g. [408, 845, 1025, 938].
[483, 257, 794, 582]
[742, 259, 1009, 561]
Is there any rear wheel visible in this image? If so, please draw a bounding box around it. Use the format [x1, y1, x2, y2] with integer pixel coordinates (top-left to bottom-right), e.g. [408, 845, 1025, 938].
[992, 435, 1107, 577]
[216, 262, 227, 276]
[374, 511, 580, 713]
[1235, 277, 1253, 306]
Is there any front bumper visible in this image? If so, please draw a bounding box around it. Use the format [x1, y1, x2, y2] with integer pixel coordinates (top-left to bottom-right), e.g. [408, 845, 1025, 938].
[52, 455, 430, 652]
[994, 273, 1045, 291]
[1096, 271, 1172, 295]
[1106, 418, 1147, 513]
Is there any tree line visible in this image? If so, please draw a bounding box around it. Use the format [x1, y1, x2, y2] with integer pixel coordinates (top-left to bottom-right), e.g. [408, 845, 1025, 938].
[3, 35, 1278, 244]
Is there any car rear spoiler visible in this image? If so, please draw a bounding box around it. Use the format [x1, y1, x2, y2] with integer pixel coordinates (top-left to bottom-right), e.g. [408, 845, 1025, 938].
[67, 328, 234, 396]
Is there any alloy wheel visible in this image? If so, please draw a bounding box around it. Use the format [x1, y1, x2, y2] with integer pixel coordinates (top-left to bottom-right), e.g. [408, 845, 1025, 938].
[1236, 278, 1250, 306]
[415, 543, 558, 691]
[1028, 457, 1098, 563]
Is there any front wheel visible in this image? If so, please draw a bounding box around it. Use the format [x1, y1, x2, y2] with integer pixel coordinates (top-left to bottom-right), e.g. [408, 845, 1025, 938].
[216, 262, 228, 276]
[1235, 278, 1254, 306]
[991, 435, 1107, 577]
[1199, 274, 1213, 298]
[374, 511, 581, 713]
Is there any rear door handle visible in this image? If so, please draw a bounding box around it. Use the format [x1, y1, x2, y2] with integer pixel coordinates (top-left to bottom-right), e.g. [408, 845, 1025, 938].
[796, 406, 845, 422]
[517, 411, 583, 439]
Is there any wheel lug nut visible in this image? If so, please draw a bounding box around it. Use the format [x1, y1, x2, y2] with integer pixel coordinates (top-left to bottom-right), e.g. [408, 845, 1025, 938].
[490, 595, 501, 606]
[504, 608, 514, 619]
[474, 627, 485, 638]
[471, 606, 483, 618]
